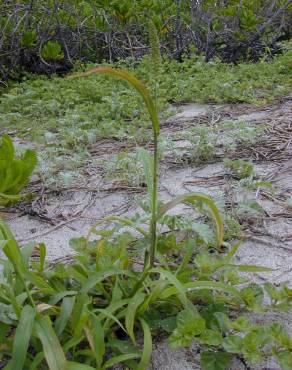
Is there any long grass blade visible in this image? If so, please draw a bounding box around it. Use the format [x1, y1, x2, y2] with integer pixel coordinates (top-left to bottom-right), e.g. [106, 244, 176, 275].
[160, 280, 243, 302]
[67, 363, 96, 370]
[137, 318, 152, 370]
[125, 292, 145, 344]
[8, 305, 36, 370]
[103, 353, 141, 369]
[55, 296, 75, 336]
[3, 239, 26, 275]
[158, 193, 224, 248]
[151, 268, 188, 306]
[34, 315, 67, 370]
[229, 264, 273, 272]
[84, 315, 105, 368]
[81, 269, 135, 294]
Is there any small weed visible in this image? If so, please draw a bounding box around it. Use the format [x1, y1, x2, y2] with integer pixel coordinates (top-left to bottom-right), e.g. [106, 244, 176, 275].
[223, 214, 242, 240]
[188, 126, 217, 164]
[224, 158, 254, 179]
[100, 150, 145, 187]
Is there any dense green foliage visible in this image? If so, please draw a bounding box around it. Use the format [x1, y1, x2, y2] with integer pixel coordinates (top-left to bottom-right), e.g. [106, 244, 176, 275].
[1, 219, 292, 370]
[1, 52, 291, 188]
[0, 134, 37, 206]
[1, 0, 291, 78]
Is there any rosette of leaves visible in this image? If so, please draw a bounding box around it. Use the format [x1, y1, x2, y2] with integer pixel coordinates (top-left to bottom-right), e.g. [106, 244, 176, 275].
[0, 134, 37, 206]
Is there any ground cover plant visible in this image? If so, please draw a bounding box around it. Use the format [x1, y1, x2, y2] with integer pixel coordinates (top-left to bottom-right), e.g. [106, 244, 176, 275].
[0, 68, 292, 370]
[0, 50, 291, 189]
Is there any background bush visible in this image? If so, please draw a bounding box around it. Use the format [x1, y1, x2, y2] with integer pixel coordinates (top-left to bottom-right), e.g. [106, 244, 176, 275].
[0, 0, 292, 79]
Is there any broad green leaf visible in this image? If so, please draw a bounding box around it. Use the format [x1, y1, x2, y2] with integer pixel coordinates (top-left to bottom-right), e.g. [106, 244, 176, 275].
[199, 329, 222, 346]
[97, 298, 130, 320]
[34, 315, 67, 370]
[213, 312, 231, 333]
[139, 279, 166, 314]
[11, 150, 37, 194]
[201, 351, 231, 370]
[8, 305, 36, 370]
[0, 193, 24, 206]
[169, 308, 205, 348]
[222, 335, 243, 353]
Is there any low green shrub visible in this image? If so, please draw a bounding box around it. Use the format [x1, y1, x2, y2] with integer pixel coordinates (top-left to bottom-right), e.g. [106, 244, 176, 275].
[41, 41, 64, 62]
[0, 134, 37, 207]
[0, 68, 291, 370]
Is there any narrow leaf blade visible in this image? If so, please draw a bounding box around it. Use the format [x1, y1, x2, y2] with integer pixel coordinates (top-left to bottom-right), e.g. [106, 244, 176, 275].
[34, 316, 67, 370]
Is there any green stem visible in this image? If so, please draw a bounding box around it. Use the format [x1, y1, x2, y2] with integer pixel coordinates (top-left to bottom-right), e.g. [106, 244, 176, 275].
[149, 132, 159, 268]
[129, 267, 150, 298]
